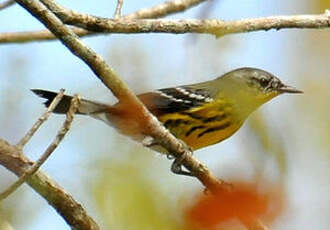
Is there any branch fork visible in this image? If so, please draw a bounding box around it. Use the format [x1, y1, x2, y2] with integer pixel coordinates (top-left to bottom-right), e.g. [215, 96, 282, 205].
[0, 90, 80, 201]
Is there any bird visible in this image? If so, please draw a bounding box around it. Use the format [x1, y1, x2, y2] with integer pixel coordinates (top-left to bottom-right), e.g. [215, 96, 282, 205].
[32, 67, 302, 153]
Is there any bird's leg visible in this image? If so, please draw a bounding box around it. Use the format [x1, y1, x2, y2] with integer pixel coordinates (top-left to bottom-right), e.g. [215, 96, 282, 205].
[171, 157, 193, 176]
[143, 136, 194, 176]
[171, 143, 194, 177]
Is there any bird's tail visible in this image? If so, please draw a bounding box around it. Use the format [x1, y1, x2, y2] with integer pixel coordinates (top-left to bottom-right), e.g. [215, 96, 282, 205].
[32, 89, 151, 142]
[31, 89, 109, 116]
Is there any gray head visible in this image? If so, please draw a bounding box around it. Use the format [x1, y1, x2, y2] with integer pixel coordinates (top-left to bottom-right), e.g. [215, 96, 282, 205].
[210, 67, 303, 119]
[217, 67, 302, 104]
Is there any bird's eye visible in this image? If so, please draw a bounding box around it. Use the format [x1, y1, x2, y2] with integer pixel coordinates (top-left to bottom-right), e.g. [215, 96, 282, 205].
[259, 77, 269, 87]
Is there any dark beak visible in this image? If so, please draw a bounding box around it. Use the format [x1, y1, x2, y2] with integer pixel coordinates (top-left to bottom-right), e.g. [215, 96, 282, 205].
[277, 85, 303, 94]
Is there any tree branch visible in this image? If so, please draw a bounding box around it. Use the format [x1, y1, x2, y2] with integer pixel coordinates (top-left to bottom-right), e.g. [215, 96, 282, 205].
[0, 90, 65, 200]
[0, 27, 90, 43]
[0, 0, 206, 43]
[123, 0, 207, 19]
[114, 0, 124, 19]
[32, 0, 330, 37]
[68, 13, 330, 36]
[16, 89, 65, 149]
[0, 92, 80, 201]
[0, 93, 94, 229]
[0, 139, 99, 230]
[0, 0, 15, 10]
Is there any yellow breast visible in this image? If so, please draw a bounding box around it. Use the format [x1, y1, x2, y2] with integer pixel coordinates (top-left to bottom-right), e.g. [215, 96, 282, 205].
[157, 100, 243, 150]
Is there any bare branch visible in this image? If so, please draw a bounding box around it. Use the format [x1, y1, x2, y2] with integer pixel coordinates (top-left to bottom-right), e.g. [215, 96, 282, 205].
[0, 0, 15, 10]
[0, 27, 90, 43]
[124, 0, 207, 19]
[0, 93, 80, 201]
[45, 0, 206, 22]
[34, 6, 330, 37]
[16, 89, 65, 149]
[2, 15, 329, 44]
[114, 0, 123, 19]
[0, 0, 206, 43]
[0, 139, 99, 230]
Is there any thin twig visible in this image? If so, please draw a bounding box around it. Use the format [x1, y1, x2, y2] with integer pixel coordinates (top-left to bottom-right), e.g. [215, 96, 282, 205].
[16, 89, 65, 149]
[0, 0, 15, 10]
[114, 0, 123, 19]
[0, 27, 90, 43]
[124, 0, 207, 19]
[0, 138, 99, 230]
[0, 94, 80, 201]
[0, 0, 206, 43]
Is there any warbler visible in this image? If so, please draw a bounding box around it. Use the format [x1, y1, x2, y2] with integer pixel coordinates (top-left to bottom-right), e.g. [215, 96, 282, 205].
[32, 67, 302, 151]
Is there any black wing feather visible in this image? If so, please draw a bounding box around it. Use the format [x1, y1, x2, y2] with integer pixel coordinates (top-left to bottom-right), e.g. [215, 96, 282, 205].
[137, 86, 213, 116]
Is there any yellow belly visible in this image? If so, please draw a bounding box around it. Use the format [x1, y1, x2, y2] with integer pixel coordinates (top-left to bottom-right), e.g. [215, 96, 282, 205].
[179, 123, 241, 150]
[157, 107, 242, 150]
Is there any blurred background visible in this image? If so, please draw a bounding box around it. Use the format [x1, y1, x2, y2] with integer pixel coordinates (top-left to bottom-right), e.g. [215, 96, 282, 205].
[0, 0, 330, 229]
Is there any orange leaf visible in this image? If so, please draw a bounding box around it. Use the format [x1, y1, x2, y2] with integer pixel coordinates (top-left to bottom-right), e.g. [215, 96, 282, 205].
[185, 181, 285, 230]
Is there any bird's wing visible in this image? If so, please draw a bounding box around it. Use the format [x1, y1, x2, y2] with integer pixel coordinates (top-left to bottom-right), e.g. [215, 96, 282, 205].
[137, 85, 214, 116]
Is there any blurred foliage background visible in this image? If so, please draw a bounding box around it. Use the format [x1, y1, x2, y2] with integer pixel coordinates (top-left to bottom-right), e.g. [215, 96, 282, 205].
[1, 0, 330, 229]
